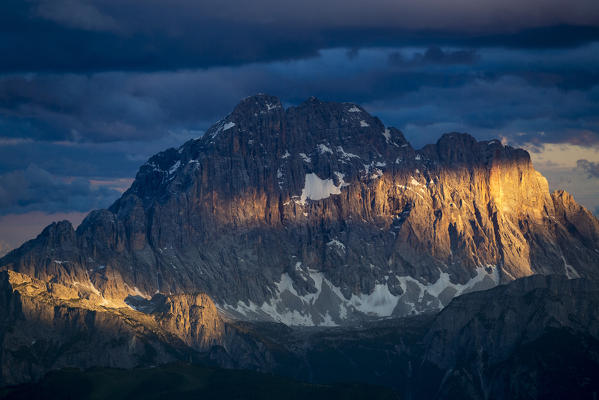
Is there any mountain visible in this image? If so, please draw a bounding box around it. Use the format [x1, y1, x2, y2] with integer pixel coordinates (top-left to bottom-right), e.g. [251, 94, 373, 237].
[419, 274, 599, 398]
[2, 94, 597, 326]
[0, 94, 598, 397]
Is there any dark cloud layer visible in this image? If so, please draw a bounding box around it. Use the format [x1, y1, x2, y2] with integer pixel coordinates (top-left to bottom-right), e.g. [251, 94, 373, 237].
[388, 47, 479, 66]
[0, 164, 121, 215]
[2, 0, 599, 73]
[2, 44, 598, 148]
[30, 0, 598, 34]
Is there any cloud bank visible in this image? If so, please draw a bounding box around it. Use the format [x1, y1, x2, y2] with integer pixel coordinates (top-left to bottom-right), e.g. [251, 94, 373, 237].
[0, 164, 121, 215]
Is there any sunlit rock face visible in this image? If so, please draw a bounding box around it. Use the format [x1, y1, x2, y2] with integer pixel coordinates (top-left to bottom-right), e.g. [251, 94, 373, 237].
[1, 94, 598, 326]
[152, 293, 225, 349]
[0, 270, 230, 386]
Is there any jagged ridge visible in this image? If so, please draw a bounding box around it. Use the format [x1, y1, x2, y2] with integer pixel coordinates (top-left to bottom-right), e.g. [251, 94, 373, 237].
[1, 94, 598, 327]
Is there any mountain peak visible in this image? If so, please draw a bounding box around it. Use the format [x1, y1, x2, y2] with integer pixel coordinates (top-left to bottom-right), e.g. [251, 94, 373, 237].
[437, 131, 478, 145]
[232, 94, 283, 117]
[38, 220, 75, 246]
[3, 95, 598, 329]
[420, 131, 530, 165]
[301, 95, 322, 105]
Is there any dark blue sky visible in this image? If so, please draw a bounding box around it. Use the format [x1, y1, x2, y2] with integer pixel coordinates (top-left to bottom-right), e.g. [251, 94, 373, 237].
[0, 0, 598, 251]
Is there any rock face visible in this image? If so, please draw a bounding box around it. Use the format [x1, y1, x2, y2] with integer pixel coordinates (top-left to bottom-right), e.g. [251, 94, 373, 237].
[418, 275, 599, 398]
[0, 270, 230, 386]
[1, 94, 598, 327]
[152, 293, 224, 350]
[424, 274, 599, 367]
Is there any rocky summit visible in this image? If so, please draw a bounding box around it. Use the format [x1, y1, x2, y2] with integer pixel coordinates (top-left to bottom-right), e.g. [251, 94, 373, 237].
[1, 94, 598, 329]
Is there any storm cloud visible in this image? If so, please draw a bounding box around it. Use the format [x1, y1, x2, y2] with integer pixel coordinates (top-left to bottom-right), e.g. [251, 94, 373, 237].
[2, 0, 599, 73]
[0, 164, 121, 215]
[388, 47, 480, 66]
[30, 0, 599, 34]
[1, 44, 598, 148]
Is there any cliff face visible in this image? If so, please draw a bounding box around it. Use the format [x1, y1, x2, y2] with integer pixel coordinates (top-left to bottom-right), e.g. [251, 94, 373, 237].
[1, 94, 598, 326]
[152, 293, 225, 350]
[417, 275, 599, 399]
[0, 270, 230, 386]
[423, 274, 599, 365]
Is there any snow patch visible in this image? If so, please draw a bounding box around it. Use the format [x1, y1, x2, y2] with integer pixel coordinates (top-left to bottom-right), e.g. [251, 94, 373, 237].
[339, 303, 348, 319]
[298, 173, 343, 205]
[348, 106, 361, 113]
[382, 128, 391, 142]
[224, 271, 334, 326]
[223, 121, 236, 131]
[299, 153, 311, 163]
[334, 171, 349, 187]
[317, 144, 333, 154]
[362, 162, 384, 179]
[266, 102, 280, 111]
[381, 128, 400, 147]
[562, 256, 580, 279]
[168, 160, 180, 175]
[281, 150, 291, 159]
[396, 265, 499, 304]
[360, 120, 370, 127]
[327, 239, 346, 252]
[349, 284, 398, 317]
[320, 312, 336, 326]
[210, 119, 236, 138]
[336, 146, 360, 160]
[223, 265, 500, 326]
